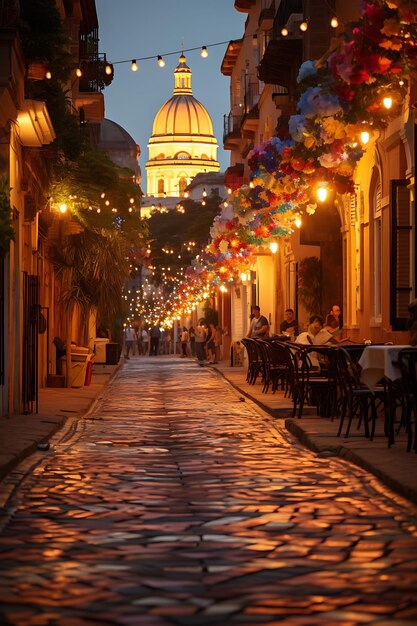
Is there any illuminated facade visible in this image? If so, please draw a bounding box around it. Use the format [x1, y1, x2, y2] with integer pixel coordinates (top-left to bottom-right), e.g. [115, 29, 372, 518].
[146, 54, 220, 197]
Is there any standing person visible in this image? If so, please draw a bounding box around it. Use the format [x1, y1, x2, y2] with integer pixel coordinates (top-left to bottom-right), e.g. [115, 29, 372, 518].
[141, 328, 149, 355]
[206, 323, 216, 364]
[280, 308, 299, 340]
[124, 324, 136, 359]
[180, 326, 189, 358]
[247, 306, 270, 339]
[214, 325, 222, 363]
[189, 326, 196, 356]
[150, 325, 161, 356]
[195, 321, 207, 366]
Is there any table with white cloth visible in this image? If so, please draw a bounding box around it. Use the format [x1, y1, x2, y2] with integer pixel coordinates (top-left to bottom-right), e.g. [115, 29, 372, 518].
[358, 345, 410, 445]
[358, 345, 409, 389]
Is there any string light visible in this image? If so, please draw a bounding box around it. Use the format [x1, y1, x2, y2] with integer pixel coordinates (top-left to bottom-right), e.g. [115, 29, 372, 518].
[202, 188, 207, 197]
[330, 16, 339, 28]
[75, 67, 82, 77]
[383, 96, 393, 109]
[157, 55, 166, 68]
[59, 203, 67, 213]
[269, 242, 278, 254]
[45, 70, 52, 79]
[105, 64, 113, 75]
[131, 59, 138, 72]
[360, 130, 370, 145]
[299, 20, 308, 32]
[281, 27, 289, 37]
[317, 183, 328, 203]
[200, 46, 208, 58]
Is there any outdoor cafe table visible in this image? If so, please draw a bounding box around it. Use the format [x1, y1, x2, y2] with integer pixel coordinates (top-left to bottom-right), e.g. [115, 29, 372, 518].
[358, 345, 410, 445]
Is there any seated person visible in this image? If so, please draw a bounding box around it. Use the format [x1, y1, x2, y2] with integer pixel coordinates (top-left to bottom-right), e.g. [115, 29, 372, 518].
[296, 315, 333, 346]
[324, 314, 341, 337]
[280, 308, 299, 339]
[247, 306, 270, 339]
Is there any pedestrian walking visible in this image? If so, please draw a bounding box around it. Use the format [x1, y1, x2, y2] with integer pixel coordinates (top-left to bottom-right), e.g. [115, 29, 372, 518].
[206, 323, 217, 364]
[124, 325, 136, 359]
[180, 327, 189, 358]
[141, 328, 149, 355]
[189, 326, 196, 356]
[150, 325, 161, 356]
[195, 321, 207, 365]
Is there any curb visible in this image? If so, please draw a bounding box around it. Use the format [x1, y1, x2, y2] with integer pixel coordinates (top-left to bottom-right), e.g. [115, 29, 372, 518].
[285, 418, 417, 506]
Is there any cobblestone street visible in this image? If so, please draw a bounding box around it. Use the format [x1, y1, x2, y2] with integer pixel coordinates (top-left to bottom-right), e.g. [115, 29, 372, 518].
[1, 357, 417, 625]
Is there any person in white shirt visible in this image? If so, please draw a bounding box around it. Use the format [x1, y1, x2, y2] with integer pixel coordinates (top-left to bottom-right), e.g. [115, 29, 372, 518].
[124, 325, 137, 359]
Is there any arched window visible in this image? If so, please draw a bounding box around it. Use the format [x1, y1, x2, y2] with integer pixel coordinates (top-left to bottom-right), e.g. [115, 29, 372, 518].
[175, 151, 190, 160]
[178, 177, 187, 197]
[157, 178, 164, 196]
[156, 153, 165, 160]
[201, 153, 209, 160]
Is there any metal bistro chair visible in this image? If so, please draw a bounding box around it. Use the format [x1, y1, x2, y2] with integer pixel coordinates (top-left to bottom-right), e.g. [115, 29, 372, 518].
[336, 348, 384, 440]
[241, 338, 263, 385]
[257, 339, 288, 394]
[397, 348, 417, 452]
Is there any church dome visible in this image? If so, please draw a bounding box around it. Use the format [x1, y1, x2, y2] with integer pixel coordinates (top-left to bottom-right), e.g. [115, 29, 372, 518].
[150, 54, 215, 140]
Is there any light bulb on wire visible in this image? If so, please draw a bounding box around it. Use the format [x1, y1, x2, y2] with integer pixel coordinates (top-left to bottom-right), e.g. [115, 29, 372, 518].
[383, 96, 393, 109]
[157, 55, 165, 68]
[76, 67, 82, 77]
[281, 27, 289, 37]
[330, 16, 339, 28]
[299, 20, 308, 32]
[131, 59, 138, 72]
[200, 46, 208, 58]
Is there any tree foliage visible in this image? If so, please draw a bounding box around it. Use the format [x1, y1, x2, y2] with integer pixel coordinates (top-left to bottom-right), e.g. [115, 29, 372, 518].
[0, 177, 15, 258]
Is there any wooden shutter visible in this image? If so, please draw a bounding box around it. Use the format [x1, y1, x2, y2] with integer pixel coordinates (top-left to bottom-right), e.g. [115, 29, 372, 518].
[390, 179, 413, 330]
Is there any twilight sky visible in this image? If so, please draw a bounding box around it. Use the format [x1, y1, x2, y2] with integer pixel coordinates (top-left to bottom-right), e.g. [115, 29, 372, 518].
[96, 1, 246, 191]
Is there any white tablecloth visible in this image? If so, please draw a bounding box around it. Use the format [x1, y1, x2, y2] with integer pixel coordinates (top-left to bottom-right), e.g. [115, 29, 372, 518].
[358, 345, 409, 389]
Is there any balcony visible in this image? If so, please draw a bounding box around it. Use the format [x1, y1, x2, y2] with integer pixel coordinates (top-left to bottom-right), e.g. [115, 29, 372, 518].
[223, 113, 243, 150]
[258, 38, 303, 96]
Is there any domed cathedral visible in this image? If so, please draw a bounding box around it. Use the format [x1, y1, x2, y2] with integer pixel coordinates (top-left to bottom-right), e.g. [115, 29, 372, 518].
[146, 54, 220, 197]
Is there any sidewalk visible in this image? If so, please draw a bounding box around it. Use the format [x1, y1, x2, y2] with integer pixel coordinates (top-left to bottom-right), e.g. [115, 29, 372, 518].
[215, 361, 417, 505]
[1, 356, 417, 507]
[0, 363, 119, 481]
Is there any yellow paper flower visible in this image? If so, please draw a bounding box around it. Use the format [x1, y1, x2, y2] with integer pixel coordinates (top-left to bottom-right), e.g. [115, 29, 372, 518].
[381, 17, 401, 36]
[304, 135, 316, 149]
[321, 116, 346, 140]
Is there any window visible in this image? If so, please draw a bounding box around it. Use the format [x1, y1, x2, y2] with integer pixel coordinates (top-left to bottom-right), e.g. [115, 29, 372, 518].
[157, 179, 164, 195]
[390, 179, 413, 330]
[175, 151, 190, 160]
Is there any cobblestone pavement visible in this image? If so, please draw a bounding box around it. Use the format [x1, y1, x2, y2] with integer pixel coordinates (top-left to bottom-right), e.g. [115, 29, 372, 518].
[1, 357, 417, 626]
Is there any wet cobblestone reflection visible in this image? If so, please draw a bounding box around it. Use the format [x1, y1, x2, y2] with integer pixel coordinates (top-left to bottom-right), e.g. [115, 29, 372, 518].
[1, 358, 417, 625]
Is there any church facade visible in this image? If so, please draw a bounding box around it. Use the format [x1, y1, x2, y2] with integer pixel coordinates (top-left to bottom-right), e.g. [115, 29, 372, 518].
[146, 54, 220, 198]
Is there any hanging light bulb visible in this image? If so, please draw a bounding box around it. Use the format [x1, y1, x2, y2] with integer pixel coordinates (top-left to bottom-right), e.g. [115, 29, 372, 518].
[219, 285, 227, 293]
[157, 55, 165, 68]
[45, 70, 52, 80]
[200, 46, 208, 58]
[227, 187, 232, 195]
[317, 184, 328, 203]
[330, 16, 339, 28]
[184, 191, 189, 198]
[131, 59, 138, 72]
[75, 67, 82, 77]
[202, 200, 206, 206]
[383, 96, 393, 109]
[59, 203, 67, 213]
[299, 20, 308, 32]
[240, 272, 247, 282]
[360, 130, 370, 145]
[105, 64, 113, 75]
[101, 192, 105, 198]
[202, 188, 207, 197]
[269, 242, 278, 254]
[295, 217, 302, 228]
[249, 181, 254, 188]
[281, 26, 289, 37]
